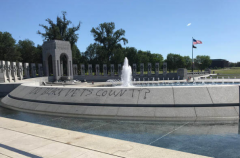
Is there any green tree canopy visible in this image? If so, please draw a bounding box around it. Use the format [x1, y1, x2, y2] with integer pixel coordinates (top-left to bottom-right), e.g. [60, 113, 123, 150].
[148, 53, 163, 70]
[35, 45, 43, 63]
[236, 62, 240, 67]
[137, 50, 149, 71]
[90, 22, 128, 64]
[125, 47, 138, 66]
[71, 44, 81, 72]
[183, 56, 192, 69]
[17, 39, 41, 63]
[194, 55, 212, 71]
[229, 62, 236, 67]
[166, 53, 184, 72]
[84, 43, 98, 63]
[0, 31, 21, 61]
[110, 48, 125, 68]
[37, 11, 81, 46]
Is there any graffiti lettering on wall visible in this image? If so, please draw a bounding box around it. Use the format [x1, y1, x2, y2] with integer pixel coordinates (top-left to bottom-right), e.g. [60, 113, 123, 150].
[29, 88, 151, 99]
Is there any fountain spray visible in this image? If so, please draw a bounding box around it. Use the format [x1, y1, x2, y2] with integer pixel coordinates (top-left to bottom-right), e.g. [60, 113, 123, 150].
[121, 57, 133, 87]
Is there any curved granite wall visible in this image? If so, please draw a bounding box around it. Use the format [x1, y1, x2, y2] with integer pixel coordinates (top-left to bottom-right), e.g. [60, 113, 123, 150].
[1, 83, 239, 120]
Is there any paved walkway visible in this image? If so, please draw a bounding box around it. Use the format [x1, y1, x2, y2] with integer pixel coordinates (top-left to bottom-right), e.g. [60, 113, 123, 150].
[0, 117, 211, 158]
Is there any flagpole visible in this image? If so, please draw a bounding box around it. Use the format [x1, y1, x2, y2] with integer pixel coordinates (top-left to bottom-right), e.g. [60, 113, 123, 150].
[192, 37, 193, 73]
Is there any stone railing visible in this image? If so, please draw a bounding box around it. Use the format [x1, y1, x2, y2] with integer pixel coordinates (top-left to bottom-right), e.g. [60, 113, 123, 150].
[0, 60, 44, 83]
[73, 62, 164, 77]
[71, 63, 189, 80]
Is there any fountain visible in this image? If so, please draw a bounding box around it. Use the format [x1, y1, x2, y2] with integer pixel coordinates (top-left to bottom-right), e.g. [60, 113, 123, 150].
[121, 57, 132, 87]
[0, 57, 239, 121]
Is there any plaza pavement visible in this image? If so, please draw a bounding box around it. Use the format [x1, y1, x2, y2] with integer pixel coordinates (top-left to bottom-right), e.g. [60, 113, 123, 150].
[0, 116, 211, 158]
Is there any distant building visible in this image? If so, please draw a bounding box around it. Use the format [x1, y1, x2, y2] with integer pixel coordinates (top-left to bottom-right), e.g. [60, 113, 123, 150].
[210, 59, 229, 68]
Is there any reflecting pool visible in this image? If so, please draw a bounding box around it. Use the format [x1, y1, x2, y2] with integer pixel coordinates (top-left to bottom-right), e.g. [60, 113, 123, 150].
[0, 106, 239, 158]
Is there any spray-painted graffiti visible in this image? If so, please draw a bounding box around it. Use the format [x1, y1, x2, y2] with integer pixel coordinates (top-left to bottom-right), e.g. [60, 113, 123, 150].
[29, 87, 151, 99]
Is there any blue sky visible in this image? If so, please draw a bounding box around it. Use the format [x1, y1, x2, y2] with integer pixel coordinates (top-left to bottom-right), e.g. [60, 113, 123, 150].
[1, 0, 239, 62]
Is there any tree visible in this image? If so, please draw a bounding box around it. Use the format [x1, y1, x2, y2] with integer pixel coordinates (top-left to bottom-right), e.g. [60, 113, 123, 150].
[125, 47, 138, 67]
[84, 43, 98, 63]
[35, 44, 43, 63]
[183, 56, 192, 69]
[229, 62, 236, 67]
[148, 53, 163, 71]
[110, 48, 125, 70]
[90, 22, 128, 64]
[137, 50, 149, 71]
[71, 44, 81, 73]
[0, 31, 21, 61]
[194, 55, 212, 71]
[166, 53, 184, 72]
[37, 11, 81, 47]
[17, 39, 39, 63]
[236, 62, 240, 67]
[166, 53, 174, 72]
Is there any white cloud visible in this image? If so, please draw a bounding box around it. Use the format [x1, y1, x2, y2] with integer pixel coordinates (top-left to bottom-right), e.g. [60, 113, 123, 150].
[187, 23, 191, 26]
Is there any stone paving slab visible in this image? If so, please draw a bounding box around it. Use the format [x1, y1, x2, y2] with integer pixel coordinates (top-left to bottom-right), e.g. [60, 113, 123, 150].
[0, 147, 29, 158]
[0, 117, 211, 158]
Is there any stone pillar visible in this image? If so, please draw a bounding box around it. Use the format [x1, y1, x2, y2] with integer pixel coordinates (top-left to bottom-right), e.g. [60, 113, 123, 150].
[73, 64, 77, 75]
[155, 63, 159, 76]
[76, 65, 79, 75]
[132, 64, 137, 76]
[59, 60, 64, 79]
[0, 60, 3, 82]
[0, 60, 3, 73]
[11, 62, 18, 82]
[205, 68, 211, 74]
[60, 62, 63, 76]
[177, 68, 187, 80]
[31, 63, 36, 78]
[147, 63, 151, 76]
[56, 59, 62, 79]
[68, 60, 73, 80]
[95, 64, 100, 76]
[163, 62, 167, 78]
[38, 64, 43, 77]
[88, 64, 92, 76]
[17, 62, 23, 80]
[103, 64, 107, 76]
[110, 64, 114, 76]
[0, 61, 7, 82]
[81, 64, 85, 76]
[140, 63, 144, 76]
[118, 64, 122, 76]
[72, 64, 75, 75]
[6, 61, 12, 82]
[24, 63, 30, 78]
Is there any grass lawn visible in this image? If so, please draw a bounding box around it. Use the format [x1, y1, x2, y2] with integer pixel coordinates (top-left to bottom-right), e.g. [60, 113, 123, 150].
[187, 70, 204, 72]
[211, 67, 240, 75]
[206, 67, 240, 79]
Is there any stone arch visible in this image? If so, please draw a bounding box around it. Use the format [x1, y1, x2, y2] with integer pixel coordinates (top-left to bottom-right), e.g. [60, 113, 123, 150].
[47, 54, 53, 76]
[60, 53, 69, 76]
[42, 40, 73, 81]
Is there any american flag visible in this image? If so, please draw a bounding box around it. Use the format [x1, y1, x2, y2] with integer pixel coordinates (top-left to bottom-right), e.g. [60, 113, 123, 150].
[193, 38, 202, 45]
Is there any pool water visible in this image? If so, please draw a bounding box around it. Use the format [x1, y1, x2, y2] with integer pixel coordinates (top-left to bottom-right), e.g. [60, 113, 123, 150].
[0, 106, 240, 158]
